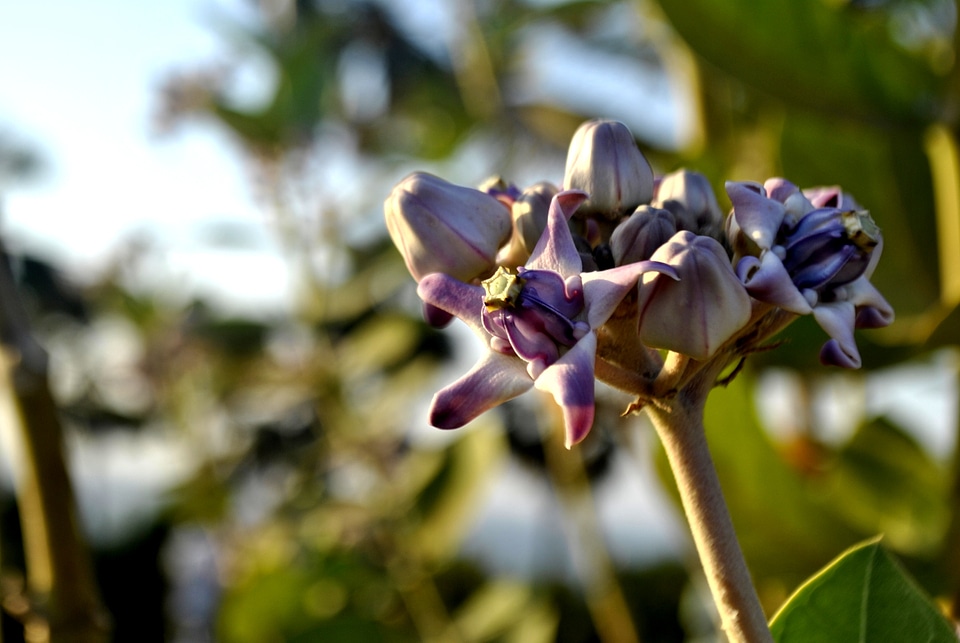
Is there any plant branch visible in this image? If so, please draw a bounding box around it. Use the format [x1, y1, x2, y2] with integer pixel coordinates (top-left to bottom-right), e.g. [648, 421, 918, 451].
[644, 377, 772, 643]
[0, 238, 109, 642]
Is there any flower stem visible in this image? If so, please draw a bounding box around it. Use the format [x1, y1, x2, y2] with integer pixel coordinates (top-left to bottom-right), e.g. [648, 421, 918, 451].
[645, 385, 772, 643]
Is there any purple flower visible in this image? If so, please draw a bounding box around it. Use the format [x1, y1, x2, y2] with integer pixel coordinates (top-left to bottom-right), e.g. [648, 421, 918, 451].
[417, 190, 677, 447]
[726, 179, 894, 367]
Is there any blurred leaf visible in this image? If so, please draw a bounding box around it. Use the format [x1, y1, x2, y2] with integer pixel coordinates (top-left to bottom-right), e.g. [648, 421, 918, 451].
[925, 301, 960, 346]
[452, 580, 534, 641]
[404, 429, 504, 561]
[503, 595, 560, 643]
[820, 416, 949, 554]
[656, 0, 945, 125]
[338, 313, 426, 379]
[780, 111, 939, 317]
[769, 538, 956, 642]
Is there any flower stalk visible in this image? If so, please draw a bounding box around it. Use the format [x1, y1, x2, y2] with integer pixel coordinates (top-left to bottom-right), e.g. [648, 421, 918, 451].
[644, 369, 773, 643]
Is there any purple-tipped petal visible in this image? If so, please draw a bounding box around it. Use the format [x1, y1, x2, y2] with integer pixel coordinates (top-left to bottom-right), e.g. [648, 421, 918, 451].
[534, 332, 597, 448]
[736, 251, 813, 314]
[726, 181, 785, 251]
[847, 277, 894, 328]
[423, 302, 454, 328]
[812, 301, 861, 368]
[430, 351, 533, 428]
[418, 273, 486, 334]
[763, 177, 800, 204]
[527, 191, 587, 277]
[581, 260, 678, 329]
[820, 338, 861, 368]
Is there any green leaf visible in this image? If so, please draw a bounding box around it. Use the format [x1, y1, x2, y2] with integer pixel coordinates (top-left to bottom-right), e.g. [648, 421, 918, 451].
[770, 538, 957, 642]
[656, 0, 945, 125]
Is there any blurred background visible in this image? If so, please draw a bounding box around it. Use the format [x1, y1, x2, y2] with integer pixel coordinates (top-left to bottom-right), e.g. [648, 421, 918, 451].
[0, 0, 958, 641]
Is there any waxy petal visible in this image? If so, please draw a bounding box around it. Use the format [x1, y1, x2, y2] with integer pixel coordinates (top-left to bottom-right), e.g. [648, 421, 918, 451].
[654, 170, 723, 237]
[609, 206, 678, 265]
[534, 332, 598, 448]
[847, 276, 895, 328]
[527, 191, 587, 277]
[812, 301, 861, 368]
[430, 351, 533, 429]
[581, 260, 678, 329]
[563, 120, 654, 218]
[736, 252, 813, 314]
[418, 273, 485, 335]
[502, 308, 562, 376]
[726, 181, 786, 251]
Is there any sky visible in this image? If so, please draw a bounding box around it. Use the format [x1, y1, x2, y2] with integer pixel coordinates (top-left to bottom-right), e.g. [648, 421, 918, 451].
[0, 0, 299, 313]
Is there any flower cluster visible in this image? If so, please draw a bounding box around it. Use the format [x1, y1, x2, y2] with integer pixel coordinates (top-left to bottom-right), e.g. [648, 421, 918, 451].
[384, 120, 894, 446]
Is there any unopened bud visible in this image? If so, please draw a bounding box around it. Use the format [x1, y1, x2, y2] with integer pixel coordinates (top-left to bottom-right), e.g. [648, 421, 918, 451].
[654, 170, 723, 238]
[385, 172, 512, 282]
[638, 231, 751, 360]
[563, 119, 654, 219]
[609, 206, 677, 265]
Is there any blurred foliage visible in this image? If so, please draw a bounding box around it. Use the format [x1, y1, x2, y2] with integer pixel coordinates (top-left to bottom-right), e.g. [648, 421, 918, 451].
[1, 0, 960, 640]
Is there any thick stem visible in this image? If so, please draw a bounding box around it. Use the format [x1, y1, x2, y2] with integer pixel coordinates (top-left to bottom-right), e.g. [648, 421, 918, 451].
[646, 387, 772, 643]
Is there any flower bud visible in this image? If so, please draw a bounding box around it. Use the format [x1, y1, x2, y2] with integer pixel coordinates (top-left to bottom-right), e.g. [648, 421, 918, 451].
[803, 185, 862, 211]
[479, 176, 522, 207]
[385, 172, 512, 282]
[653, 170, 723, 238]
[638, 231, 752, 360]
[513, 181, 559, 255]
[609, 205, 677, 265]
[563, 119, 654, 219]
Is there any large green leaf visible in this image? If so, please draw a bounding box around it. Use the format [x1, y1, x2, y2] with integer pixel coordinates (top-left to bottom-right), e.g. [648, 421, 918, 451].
[656, 0, 946, 125]
[770, 538, 957, 642]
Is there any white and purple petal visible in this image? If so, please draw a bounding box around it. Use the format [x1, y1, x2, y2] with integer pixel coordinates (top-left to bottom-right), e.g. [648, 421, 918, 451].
[429, 351, 533, 429]
[526, 191, 587, 277]
[812, 301, 861, 368]
[534, 332, 598, 448]
[726, 181, 786, 251]
[581, 260, 678, 329]
[736, 251, 813, 314]
[418, 273, 486, 335]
